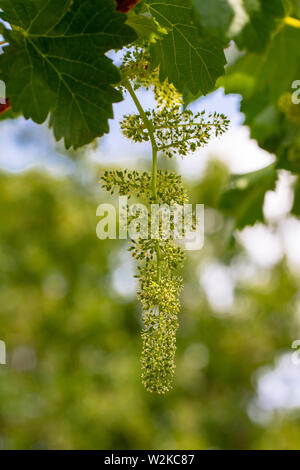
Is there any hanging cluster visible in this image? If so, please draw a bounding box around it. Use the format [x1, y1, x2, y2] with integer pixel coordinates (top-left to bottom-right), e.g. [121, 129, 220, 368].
[119, 47, 182, 109]
[101, 46, 229, 394]
[121, 106, 229, 158]
[102, 169, 187, 205]
[101, 168, 186, 393]
[138, 266, 183, 394]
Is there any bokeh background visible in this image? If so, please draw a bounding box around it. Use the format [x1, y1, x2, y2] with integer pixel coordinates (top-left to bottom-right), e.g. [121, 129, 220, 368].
[1, 84, 300, 450]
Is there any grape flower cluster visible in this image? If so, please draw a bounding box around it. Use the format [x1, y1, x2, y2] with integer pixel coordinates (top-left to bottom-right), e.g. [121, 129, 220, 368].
[101, 48, 229, 393]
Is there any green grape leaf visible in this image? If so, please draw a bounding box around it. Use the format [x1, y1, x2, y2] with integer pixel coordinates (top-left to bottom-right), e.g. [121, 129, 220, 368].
[220, 24, 300, 109]
[192, 0, 235, 41]
[241, 95, 300, 176]
[235, 0, 286, 52]
[219, 164, 277, 229]
[145, 0, 226, 95]
[219, 21, 300, 177]
[220, 25, 298, 104]
[284, 0, 299, 15]
[192, 0, 260, 42]
[0, 0, 137, 149]
[275, 122, 300, 175]
[126, 10, 160, 42]
[192, 0, 285, 52]
[256, 25, 300, 101]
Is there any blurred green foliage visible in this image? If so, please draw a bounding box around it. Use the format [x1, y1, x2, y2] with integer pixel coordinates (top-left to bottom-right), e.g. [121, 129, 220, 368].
[0, 165, 300, 450]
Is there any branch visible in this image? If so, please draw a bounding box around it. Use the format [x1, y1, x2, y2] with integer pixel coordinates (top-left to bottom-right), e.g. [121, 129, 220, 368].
[284, 16, 300, 29]
[124, 80, 162, 282]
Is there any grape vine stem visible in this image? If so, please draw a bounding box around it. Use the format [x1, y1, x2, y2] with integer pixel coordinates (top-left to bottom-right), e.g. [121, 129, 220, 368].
[124, 80, 161, 282]
[284, 16, 300, 28]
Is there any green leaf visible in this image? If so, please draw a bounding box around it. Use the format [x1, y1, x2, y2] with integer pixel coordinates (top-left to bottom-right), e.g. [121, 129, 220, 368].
[0, 0, 137, 149]
[221, 22, 300, 102]
[217, 54, 261, 100]
[145, 0, 226, 95]
[243, 101, 281, 141]
[192, 0, 260, 43]
[126, 11, 160, 42]
[219, 164, 277, 229]
[235, 0, 286, 52]
[0, 0, 72, 34]
[284, 0, 299, 15]
[192, 0, 285, 52]
[256, 25, 300, 101]
[192, 0, 235, 41]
